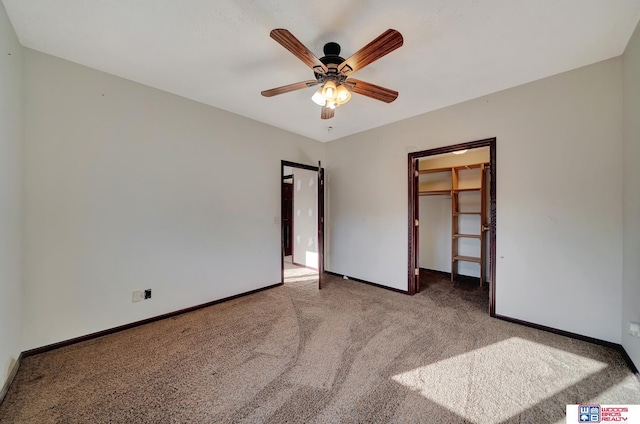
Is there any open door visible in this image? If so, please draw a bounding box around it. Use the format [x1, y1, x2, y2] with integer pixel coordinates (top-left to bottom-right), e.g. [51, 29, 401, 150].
[318, 161, 325, 289]
[412, 158, 420, 294]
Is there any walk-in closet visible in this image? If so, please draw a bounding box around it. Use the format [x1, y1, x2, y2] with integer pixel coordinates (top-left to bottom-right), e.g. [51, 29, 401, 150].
[417, 146, 490, 286]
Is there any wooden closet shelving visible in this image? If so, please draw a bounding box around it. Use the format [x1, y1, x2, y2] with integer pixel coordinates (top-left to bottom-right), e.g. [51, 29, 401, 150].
[418, 162, 489, 286]
[419, 189, 452, 196]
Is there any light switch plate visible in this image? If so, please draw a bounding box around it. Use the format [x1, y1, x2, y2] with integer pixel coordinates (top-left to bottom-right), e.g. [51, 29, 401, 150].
[630, 322, 640, 338]
[132, 290, 143, 302]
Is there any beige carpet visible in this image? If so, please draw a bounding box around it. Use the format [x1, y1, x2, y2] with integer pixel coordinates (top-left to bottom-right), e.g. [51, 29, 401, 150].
[284, 255, 318, 284]
[1, 271, 639, 424]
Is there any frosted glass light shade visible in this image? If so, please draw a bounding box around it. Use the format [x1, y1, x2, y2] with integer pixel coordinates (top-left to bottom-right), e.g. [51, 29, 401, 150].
[335, 85, 351, 105]
[311, 88, 326, 106]
[322, 81, 337, 100]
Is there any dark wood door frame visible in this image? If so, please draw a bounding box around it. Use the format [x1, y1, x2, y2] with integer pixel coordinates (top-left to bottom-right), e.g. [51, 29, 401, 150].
[281, 160, 325, 288]
[408, 138, 497, 316]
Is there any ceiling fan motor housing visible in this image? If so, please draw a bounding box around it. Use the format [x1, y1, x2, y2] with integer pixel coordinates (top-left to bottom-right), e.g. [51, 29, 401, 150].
[314, 42, 346, 82]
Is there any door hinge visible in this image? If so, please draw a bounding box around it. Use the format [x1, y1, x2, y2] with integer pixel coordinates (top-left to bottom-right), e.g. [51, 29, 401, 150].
[414, 268, 420, 276]
[415, 219, 419, 227]
[414, 170, 419, 177]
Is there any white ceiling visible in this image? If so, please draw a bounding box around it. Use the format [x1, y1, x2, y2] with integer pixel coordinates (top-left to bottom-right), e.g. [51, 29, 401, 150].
[3, 1, 640, 142]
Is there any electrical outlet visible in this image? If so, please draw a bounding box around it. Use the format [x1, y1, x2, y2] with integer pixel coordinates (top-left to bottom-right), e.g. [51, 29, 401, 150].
[132, 290, 143, 302]
[630, 322, 640, 338]
[144, 289, 152, 300]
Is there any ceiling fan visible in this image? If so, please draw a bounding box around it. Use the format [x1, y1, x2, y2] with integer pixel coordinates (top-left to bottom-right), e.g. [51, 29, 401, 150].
[261, 29, 403, 119]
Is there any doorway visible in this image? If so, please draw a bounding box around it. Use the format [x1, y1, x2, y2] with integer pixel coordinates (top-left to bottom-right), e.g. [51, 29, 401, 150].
[281, 161, 325, 289]
[282, 175, 293, 257]
[408, 138, 496, 316]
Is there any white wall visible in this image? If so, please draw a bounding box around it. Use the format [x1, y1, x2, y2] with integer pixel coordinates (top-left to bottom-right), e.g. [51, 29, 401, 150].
[292, 168, 318, 269]
[622, 21, 640, 369]
[0, 2, 23, 389]
[22, 50, 323, 351]
[326, 58, 623, 343]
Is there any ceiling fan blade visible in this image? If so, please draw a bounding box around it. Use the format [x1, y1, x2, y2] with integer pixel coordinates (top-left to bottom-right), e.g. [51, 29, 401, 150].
[338, 29, 403, 76]
[270, 29, 329, 74]
[261, 80, 319, 97]
[321, 107, 334, 120]
[344, 79, 398, 103]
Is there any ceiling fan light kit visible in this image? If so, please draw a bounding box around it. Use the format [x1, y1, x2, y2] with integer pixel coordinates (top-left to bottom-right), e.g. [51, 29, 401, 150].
[261, 28, 403, 119]
[321, 80, 337, 100]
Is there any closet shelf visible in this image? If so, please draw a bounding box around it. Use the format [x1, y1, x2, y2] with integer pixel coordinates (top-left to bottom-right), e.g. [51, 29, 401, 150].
[453, 212, 481, 216]
[453, 233, 481, 239]
[419, 190, 451, 196]
[453, 188, 481, 192]
[453, 255, 482, 263]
